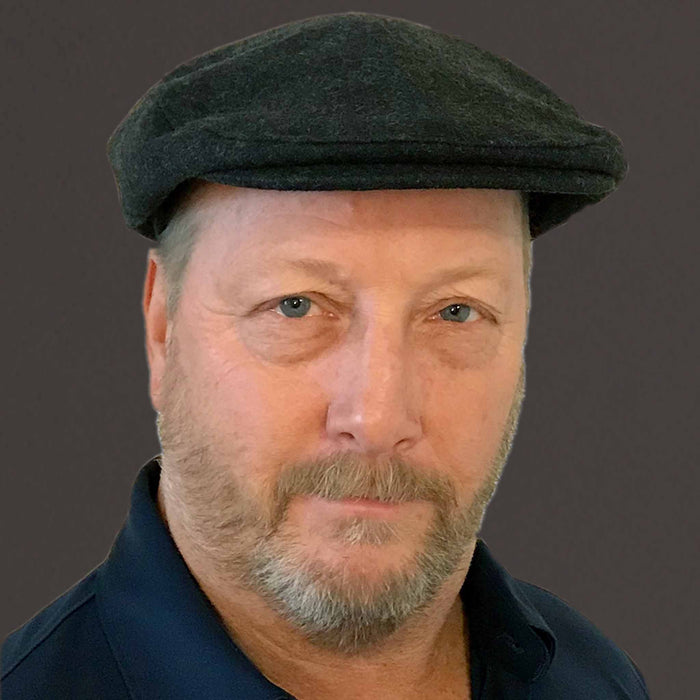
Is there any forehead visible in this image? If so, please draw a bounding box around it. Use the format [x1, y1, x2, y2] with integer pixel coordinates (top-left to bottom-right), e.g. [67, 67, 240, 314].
[189, 184, 524, 253]
[173, 185, 528, 313]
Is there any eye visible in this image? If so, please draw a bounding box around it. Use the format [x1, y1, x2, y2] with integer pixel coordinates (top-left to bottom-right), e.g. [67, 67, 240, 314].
[273, 296, 319, 318]
[434, 303, 483, 324]
[271, 296, 484, 324]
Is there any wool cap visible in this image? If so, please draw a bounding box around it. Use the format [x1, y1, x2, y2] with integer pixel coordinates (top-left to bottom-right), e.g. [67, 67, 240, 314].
[107, 11, 627, 241]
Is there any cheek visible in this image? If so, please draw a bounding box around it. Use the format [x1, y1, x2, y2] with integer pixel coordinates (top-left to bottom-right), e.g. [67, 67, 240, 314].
[187, 334, 320, 472]
[423, 371, 517, 492]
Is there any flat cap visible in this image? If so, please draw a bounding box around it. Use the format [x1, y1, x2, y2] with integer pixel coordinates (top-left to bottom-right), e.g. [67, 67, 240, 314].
[107, 12, 627, 241]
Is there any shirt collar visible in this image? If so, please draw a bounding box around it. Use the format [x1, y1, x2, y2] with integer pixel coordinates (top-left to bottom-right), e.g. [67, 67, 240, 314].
[97, 457, 555, 698]
[463, 537, 557, 683]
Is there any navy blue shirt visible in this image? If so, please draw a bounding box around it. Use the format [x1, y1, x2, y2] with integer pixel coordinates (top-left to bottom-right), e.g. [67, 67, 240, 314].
[2, 457, 649, 698]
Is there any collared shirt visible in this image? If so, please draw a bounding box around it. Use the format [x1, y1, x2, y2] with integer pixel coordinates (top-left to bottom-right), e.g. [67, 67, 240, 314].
[2, 457, 649, 699]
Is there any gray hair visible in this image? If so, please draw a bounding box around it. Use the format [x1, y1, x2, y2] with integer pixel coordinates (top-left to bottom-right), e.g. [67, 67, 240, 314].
[153, 185, 533, 321]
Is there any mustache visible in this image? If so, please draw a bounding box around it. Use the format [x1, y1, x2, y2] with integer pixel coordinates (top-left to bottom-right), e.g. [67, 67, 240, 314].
[271, 452, 458, 518]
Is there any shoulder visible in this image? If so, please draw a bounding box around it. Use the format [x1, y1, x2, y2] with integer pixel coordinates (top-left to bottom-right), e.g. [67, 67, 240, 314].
[1, 569, 130, 699]
[515, 578, 650, 698]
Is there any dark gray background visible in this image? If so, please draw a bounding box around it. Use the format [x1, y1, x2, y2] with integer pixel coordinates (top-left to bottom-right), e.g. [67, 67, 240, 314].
[2, 1, 697, 697]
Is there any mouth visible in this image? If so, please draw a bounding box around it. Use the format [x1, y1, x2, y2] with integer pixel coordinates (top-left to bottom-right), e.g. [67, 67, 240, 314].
[304, 495, 414, 519]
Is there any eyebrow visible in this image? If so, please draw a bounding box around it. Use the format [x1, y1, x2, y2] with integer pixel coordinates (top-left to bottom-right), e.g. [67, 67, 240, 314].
[278, 257, 503, 290]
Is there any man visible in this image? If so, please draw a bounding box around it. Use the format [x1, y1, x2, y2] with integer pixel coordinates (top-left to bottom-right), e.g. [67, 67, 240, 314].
[1, 12, 649, 699]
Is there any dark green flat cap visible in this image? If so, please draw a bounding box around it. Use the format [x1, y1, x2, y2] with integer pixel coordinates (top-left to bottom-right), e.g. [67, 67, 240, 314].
[107, 11, 627, 241]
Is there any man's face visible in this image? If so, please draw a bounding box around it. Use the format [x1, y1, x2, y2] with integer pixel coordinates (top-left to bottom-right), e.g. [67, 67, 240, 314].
[148, 185, 528, 654]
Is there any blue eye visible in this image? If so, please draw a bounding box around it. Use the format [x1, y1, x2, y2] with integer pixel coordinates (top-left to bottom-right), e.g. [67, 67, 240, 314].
[276, 296, 313, 318]
[438, 303, 478, 323]
[273, 296, 482, 323]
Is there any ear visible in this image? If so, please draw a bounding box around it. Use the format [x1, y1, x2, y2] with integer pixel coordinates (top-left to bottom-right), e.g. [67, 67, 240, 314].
[143, 249, 169, 412]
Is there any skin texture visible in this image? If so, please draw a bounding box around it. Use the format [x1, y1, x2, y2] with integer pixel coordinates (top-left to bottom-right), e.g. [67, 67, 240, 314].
[143, 185, 529, 699]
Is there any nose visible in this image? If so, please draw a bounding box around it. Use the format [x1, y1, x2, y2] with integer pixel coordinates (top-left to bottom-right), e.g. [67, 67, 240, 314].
[324, 318, 424, 457]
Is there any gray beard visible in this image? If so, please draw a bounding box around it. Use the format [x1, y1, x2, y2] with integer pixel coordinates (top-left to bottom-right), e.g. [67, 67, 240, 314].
[241, 473, 496, 655]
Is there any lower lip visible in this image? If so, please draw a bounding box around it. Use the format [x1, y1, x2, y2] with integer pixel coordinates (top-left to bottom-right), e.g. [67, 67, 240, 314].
[338, 498, 401, 511]
[306, 495, 407, 518]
